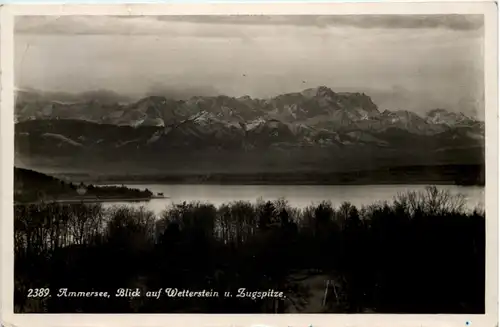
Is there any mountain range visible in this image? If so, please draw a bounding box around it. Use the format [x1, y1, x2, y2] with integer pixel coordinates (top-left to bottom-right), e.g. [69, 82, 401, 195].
[15, 86, 485, 179]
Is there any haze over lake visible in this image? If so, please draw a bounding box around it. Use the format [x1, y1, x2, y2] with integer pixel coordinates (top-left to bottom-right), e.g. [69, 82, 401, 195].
[101, 184, 485, 215]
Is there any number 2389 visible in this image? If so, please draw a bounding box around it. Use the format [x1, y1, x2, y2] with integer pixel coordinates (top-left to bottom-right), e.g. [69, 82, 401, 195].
[27, 288, 50, 297]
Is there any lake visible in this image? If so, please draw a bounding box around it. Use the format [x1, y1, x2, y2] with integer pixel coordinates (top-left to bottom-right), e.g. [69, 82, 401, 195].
[101, 184, 485, 215]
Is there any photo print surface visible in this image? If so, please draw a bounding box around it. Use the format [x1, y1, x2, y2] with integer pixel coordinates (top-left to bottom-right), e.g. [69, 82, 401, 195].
[13, 13, 486, 314]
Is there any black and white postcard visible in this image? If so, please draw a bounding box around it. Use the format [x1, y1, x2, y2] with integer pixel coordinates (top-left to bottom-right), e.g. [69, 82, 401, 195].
[1, 3, 498, 327]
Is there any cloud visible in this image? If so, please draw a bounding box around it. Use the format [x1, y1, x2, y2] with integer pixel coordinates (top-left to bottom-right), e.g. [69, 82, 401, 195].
[14, 13, 484, 118]
[156, 14, 484, 31]
[16, 14, 484, 35]
[15, 16, 256, 41]
[144, 84, 221, 100]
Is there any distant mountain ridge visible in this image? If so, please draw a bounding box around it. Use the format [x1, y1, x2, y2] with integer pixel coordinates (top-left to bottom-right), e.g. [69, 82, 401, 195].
[15, 86, 484, 177]
[16, 86, 483, 129]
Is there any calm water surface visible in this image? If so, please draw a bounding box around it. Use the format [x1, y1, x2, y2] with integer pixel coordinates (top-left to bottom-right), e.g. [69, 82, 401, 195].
[102, 184, 485, 215]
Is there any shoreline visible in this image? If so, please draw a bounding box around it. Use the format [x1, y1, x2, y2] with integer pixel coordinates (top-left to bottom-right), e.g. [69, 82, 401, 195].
[45, 164, 485, 187]
[15, 196, 166, 205]
[88, 180, 485, 187]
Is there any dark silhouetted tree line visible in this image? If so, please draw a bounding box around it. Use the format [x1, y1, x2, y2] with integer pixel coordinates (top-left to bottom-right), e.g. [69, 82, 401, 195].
[14, 187, 485, 314]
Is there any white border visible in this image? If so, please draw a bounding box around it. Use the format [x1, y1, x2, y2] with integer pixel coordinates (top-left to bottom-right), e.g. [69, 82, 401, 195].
[1, 3, 498, 327]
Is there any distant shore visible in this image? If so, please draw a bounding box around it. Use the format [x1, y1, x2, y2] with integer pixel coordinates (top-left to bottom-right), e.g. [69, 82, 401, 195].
[88, 180, 484, 187]
[15, 195, 167, 205]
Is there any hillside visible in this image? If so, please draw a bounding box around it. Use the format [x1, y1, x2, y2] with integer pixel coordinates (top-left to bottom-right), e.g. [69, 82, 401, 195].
[14, 167, 153, 203]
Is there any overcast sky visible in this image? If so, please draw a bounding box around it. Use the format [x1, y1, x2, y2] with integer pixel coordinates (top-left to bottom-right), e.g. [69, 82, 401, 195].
[15, 15, 484, 118]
